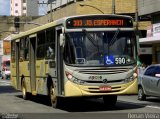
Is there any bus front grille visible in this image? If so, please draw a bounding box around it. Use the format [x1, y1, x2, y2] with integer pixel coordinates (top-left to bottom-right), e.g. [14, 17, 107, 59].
[77, 67, 131, 74]
[85, 79, 124, 84]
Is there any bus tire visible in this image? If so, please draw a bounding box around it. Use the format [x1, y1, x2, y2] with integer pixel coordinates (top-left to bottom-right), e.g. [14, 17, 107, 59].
[22, 79, 30, 100]
[103, 95, 117, 107]
[138, 86, 146, 101]
[49, 84, 61, 108]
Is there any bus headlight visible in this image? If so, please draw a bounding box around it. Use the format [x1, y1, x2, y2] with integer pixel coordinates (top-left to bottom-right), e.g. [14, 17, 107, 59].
[125, 73, 137, 83]
[65, 71, 85, 85]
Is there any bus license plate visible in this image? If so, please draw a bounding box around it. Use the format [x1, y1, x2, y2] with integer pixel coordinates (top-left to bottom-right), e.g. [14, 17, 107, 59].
[99, 86, 112, 91]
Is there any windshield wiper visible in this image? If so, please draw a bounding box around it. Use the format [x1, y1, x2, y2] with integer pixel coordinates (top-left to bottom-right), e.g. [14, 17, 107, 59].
[84, 32, 98, 48]
[109, 28, 120, 46]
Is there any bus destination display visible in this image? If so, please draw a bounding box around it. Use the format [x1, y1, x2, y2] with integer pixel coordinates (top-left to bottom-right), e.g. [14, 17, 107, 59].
[66, 15, 133, 28]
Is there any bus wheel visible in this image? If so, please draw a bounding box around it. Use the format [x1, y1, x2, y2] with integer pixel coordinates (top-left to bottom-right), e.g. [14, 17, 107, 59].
[49, 85, 61, 108]
[138, 86, 146, 101]
[22, 80, 30, 100]
[103, 95, 117, 107]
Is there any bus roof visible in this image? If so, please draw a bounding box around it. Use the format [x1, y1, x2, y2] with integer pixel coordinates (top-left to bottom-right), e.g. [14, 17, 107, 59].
[11, 14, 133, 40]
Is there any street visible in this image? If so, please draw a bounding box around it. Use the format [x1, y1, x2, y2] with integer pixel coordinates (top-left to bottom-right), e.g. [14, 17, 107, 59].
[0, 79, 160, 119]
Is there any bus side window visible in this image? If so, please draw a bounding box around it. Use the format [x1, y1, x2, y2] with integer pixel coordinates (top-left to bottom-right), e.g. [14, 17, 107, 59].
[45, 27, 55, 59]
[11, 41, 16, 63]
[46, 46, 54, 58]
[37, 31, 46, 59]
[19, 38, 25, 61]
[24, 37, 29, 60]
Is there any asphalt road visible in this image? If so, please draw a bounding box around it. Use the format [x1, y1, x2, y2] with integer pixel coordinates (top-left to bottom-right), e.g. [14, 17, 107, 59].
[0, 79, 160, 119]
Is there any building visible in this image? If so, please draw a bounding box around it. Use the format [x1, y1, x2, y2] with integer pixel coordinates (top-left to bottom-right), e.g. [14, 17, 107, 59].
[138, 0, 160, 64]
[10, 0, 38, 16]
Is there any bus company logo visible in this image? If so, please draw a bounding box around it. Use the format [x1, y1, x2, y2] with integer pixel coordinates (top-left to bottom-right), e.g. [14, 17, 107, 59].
[103, 79, 108, 84]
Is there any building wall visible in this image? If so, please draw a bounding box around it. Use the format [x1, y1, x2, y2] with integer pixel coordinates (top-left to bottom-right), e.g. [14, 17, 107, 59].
[0, 16, 17, 39]
[138, 0, 160, 16]
[138, 0, 160, 64]
[49, 0, 75, 10]
[76, 0, 112, 14]
[11, 0, 22, 16]
[24, 2, 77, 30]
[26, 0, 38, 16]
[10, 0, 38, 16]
[3, 41, 11, 55]
[116, 0, 136, 13]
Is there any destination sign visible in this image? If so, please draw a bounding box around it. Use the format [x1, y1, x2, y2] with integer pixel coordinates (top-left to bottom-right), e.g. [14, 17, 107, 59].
[66, 15, 133, 28]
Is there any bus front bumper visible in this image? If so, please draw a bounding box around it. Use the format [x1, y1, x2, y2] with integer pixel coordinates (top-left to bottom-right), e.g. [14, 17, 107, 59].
[64, 79, 138, 97]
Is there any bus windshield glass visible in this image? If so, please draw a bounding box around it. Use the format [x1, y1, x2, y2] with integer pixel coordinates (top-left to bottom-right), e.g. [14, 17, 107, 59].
[64, 31, 136, 66]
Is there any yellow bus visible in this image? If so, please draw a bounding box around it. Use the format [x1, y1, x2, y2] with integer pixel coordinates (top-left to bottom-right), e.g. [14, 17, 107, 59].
[11, 14, 138, 108]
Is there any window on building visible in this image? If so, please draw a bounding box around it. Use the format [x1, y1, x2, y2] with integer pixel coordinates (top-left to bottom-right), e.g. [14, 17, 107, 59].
[22, 13, 26, 16]
[23, 0, 26, 3]
[23, 7, 26, 10]
[15, 3, 18, 6]
[15, 10, 18, 13]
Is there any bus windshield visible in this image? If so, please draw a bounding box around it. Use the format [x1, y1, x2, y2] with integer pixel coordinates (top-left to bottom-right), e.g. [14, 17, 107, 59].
[64, 31, 136, 66]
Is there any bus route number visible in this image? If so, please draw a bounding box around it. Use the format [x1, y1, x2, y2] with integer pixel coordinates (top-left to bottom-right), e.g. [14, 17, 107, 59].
[73, 20, 82, 27]
[115, 57, 126, 64]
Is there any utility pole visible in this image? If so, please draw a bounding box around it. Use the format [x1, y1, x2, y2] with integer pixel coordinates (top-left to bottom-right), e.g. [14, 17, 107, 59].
[50, 2, 53, 22]
[112, 0, 115, 14]
[38, 0, 56, 22]
[135, 0, 140, 60]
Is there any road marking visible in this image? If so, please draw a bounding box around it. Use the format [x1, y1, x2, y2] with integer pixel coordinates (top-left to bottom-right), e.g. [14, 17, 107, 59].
[0, 80, 11, 86]
[0, 80, 10, 83]
[0, 83, 11, 86]
[119, 100, 160, 110]
[146, 105, 160, 110]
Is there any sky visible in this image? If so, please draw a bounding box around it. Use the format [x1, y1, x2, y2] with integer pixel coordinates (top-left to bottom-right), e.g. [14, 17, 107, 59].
[0, 0, 48, 16]
[0, 0, 10, 16]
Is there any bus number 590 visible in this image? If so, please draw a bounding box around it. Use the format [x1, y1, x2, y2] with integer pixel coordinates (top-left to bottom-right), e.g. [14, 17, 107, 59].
[115, 57, 126, 64]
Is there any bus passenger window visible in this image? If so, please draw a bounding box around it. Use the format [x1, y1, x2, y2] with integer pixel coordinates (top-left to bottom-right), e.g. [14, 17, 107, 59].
[24, 37, 29, 60]
[11, 41, 16, 63]
[46, 46, 54, 58]
[45, 27, 55, 59]
[37, 31, 46, 59]
[20, 38, 25, 61]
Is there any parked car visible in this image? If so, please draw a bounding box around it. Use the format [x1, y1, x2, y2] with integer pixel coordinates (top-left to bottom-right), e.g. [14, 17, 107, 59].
[1, 68, 10, 80]
[1, 60, 10, 80]
[138, 64, 160, 100]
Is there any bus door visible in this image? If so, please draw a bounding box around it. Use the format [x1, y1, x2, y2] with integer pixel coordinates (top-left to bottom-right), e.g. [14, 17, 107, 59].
[15, 39, 20, 90]
[55, 26, 64, 96]
[29, 34, 36, 94]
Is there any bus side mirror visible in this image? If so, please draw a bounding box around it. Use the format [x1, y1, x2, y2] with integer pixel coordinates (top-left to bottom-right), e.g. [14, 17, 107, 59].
[60, 33, 64, 46]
